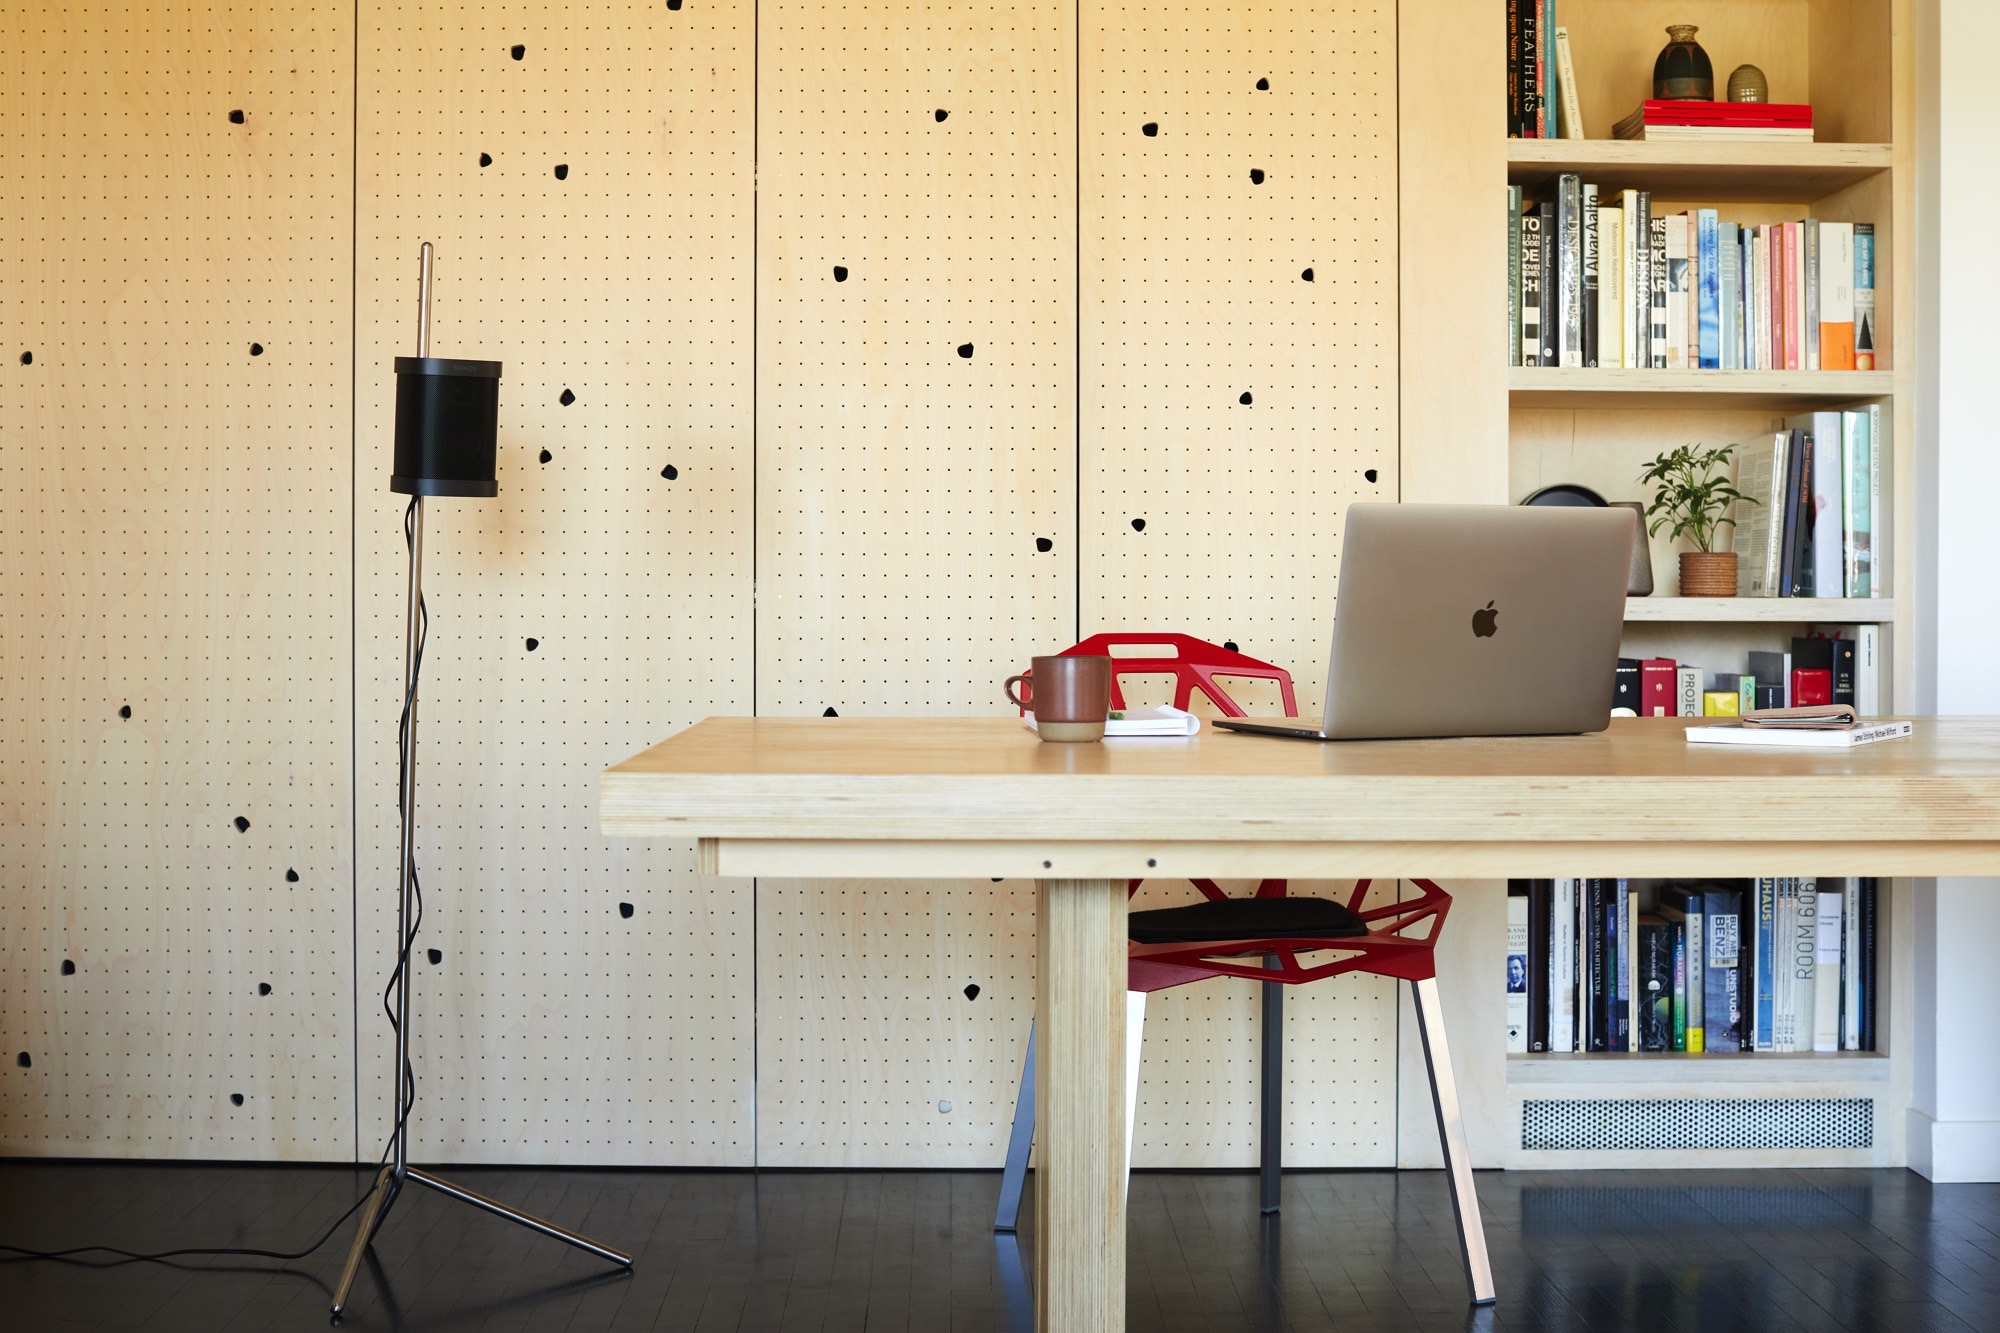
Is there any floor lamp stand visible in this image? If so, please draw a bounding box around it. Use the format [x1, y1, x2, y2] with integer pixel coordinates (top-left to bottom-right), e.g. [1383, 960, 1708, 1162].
[330, 247, 632, 1320]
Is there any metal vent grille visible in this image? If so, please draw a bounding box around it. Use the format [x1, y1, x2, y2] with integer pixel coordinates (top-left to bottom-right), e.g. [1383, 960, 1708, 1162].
[1521, 1098, 1873, 1152]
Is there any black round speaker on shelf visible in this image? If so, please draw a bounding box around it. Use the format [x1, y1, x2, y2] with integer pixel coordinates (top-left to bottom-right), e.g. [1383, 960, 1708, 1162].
[392, 356, 502, 497]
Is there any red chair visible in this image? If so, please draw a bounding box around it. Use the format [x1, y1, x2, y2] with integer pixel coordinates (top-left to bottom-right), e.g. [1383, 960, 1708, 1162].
[993, 634, 1494, 1306]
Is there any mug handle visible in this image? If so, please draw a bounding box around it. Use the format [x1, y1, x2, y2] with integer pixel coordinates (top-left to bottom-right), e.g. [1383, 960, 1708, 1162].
[1004, 673, 1033, 710]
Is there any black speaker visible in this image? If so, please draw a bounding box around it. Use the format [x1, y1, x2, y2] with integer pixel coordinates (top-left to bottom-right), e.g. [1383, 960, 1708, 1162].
[392, 356, 502, 497]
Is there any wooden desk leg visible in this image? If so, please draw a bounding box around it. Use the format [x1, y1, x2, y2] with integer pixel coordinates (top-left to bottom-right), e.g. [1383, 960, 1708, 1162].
[1034, 877, 1128, 1333]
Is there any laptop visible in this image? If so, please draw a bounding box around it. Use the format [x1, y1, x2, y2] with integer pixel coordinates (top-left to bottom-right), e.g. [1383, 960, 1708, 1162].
[1212, 502, 1635, 741]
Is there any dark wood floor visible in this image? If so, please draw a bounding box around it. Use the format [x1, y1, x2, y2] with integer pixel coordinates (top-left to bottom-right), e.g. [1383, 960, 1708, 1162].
[2, 1161, 1996, 1331]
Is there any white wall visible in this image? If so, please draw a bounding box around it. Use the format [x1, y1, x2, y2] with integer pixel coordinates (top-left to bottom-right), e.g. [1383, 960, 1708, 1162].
[1910, 0, 2000, 1183]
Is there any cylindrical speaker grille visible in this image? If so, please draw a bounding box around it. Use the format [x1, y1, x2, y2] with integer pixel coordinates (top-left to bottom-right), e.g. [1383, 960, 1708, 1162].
[392, 356, 502, 497]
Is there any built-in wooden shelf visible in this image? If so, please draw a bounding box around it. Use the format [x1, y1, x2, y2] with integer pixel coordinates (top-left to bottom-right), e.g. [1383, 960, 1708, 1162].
[1509, 1051, 1891, 1086]
[1623, 597, 1894, 624]
[1507, 140, 1894, 202]
[1510, 368, 1893, 409]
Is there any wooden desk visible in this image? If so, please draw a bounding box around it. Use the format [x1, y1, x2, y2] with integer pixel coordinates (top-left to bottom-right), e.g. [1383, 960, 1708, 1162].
[603, 715, 2000, 1331]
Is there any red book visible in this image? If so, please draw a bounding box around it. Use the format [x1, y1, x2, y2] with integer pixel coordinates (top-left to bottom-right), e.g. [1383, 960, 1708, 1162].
[1791, 668, 1834, 706]
[1640, 658, 1678, 718]
[1637, 99, 1813, 127]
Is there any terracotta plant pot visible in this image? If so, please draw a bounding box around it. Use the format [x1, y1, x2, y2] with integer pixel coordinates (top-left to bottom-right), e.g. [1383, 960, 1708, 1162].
[1678, 550, 1738, 597]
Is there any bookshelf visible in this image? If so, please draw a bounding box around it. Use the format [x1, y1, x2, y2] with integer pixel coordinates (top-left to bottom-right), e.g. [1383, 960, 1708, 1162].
[1402, 0, 1917, 1169]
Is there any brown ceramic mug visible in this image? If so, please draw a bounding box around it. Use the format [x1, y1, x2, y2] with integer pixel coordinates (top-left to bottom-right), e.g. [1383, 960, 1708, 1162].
[1005, 654, 1112, 742]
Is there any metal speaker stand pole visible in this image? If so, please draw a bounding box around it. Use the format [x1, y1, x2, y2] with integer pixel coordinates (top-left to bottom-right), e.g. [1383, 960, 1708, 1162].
[331, 244, 632, 1320]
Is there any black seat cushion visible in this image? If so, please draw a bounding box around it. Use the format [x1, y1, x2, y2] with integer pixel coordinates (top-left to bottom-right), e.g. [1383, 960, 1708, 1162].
[1127, 895, 1368, 944]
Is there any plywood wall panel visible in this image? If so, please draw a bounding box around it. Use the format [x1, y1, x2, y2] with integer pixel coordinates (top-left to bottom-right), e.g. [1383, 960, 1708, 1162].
[0, 1, 355, 1159]
[354, 0, 755, 1167]
[1075, 1, 1402, 1167]
[750, 0, 1078, 1169]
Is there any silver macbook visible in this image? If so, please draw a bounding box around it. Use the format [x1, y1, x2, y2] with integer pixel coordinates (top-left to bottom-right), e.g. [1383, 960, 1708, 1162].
[1213, 503, 1634, 741]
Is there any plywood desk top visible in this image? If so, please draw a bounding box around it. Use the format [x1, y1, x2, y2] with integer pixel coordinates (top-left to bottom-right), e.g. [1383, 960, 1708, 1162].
[602, 716, 2000, 879]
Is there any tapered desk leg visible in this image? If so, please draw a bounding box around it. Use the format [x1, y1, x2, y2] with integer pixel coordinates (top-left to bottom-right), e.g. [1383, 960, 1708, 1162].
[1034, 877, 1128, 1333]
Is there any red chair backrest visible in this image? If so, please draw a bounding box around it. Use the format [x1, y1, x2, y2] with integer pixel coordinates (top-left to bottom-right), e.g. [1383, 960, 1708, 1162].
[1060, 633, 1298, 718]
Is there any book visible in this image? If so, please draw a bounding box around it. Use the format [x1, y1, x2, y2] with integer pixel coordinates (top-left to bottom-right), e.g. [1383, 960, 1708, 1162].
[1818, 221, 1855, 369]
[1855, 623, 1882, 716]
[1703, 886, 1747, 1051]
[1636, 913, 1674, 1052]
[1867, 402, 1886, 587]
[1615, 99, 1815, 126]
[1639, 657, 1676, 717]
[1583, 878, 1607, 1052]
[1649, 210, 1669, 368]
[1729, 431, 1787, 596]
[1718, 221, 1740, 369]
[1753, 226, 1772, 370]
[1612, 100, 1813, 141]
[1800, 220, 1816, 370]
[1804, 630, 1858, 708]
[1620, 188, 1642, 367]
[1621, 880, 1636, 1052]
[1663, 212, 1688, 368]
[1611, 656, 1640, 715]
[1676, 664, 1701, 718]
[1784, 411, 1845, 601]
[1702, 690, 1739, 716]
[1507, 184, 1523, 367]
[1858, 877, 1878, 1050]
[1814, 887, 1842, 1052]
[1696, 208, 1720, 368]
[1556, 173, 1583, 366]
[1842, 408, 1873, 596]
[1803, 219, 1820, 370]
[1580, 182, 1599, 365]
[1528, 1, 1544, 138]
[1854, 222, 1876, 369]
[1526, 878, 1552, 1051]
[1506, 884, 1530, 1053]
[1539, 200, 1558, 366]
[1685, 718, 1913, 748]
[1552, 876, 1577, 1051]
[1519, 208, 1544, 365]
[1555, 26, 1584, 140]
[1788, 879, 1817, 1054]
[1658, 886, 1705, 1053]
[1841, 876, 1863, 1050]
[1542, 0, 1556, 139]
[1506, 1, 1526, 138]
[1753, 877, 1778, 1051]
[1596, 205, 1623, 369]
[1778, 426, 1809, 595]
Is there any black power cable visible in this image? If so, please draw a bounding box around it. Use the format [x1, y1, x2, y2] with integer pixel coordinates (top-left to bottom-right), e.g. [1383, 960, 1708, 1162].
[1, 498, 432, 1269]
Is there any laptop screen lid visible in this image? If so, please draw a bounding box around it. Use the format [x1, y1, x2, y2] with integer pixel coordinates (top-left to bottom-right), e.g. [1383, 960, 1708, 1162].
[1312, 502, 1634, 739]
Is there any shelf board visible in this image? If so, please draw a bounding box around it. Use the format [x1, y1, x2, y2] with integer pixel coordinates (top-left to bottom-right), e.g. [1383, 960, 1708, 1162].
[1507, 140, 1894, 202]
[1508, 1051, 1891, 1087]
[1624, 597, 1894, 624]
[1510, 368, 1893, 409]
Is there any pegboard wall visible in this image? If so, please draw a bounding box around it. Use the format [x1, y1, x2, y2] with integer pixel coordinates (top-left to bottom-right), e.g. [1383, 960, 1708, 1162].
[352, 0, 758, 1167]
[3, 0, 1403, 1170]
[0, 1, 357, 1159]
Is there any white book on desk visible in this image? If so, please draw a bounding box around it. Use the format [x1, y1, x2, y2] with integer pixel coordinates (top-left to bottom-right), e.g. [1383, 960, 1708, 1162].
[1686, 720, 1912, 748]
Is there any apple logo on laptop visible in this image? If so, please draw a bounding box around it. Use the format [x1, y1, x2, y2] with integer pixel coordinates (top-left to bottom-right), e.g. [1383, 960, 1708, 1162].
[1471, 600, 1498, 638]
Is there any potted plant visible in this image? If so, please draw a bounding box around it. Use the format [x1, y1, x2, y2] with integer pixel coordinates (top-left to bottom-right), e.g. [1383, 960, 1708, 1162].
[1637, 442, 1756, 596]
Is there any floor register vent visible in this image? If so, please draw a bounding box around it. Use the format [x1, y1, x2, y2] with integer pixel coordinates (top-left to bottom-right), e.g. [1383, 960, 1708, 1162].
[1522, 1097, 1873, 1152]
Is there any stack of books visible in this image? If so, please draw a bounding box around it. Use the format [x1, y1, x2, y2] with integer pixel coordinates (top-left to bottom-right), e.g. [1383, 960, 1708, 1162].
[1505, 878, 1879, 1056]
[1508, 175, 1877, 371]
[1613, 99, 1814, 142]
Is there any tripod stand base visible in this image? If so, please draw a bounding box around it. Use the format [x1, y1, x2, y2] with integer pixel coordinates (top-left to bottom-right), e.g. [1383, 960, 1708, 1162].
[329, 1163, 632, 1318]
